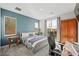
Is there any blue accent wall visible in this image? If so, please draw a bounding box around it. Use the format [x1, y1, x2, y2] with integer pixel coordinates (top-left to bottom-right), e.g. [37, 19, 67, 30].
[1, 8, 38, 46]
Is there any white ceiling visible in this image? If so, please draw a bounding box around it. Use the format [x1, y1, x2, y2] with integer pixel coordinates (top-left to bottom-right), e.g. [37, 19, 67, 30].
[0, 3, 76, 20]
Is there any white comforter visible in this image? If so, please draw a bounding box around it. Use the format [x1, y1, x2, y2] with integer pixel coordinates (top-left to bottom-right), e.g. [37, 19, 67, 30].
[22, 35, 47, 48]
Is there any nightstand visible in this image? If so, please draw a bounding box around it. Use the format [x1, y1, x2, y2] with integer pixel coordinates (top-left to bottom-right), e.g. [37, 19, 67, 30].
[7, 35, 20, 48]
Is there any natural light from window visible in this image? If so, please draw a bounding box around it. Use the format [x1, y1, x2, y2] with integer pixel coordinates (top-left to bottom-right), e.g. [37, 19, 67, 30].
[35, 22, 38, 28]
[52, 19, 57, 29]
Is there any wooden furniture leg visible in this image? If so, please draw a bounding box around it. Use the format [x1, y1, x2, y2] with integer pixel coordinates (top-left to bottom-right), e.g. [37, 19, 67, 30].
[16, 37, 20, 45]
[8, 38, 11, 48]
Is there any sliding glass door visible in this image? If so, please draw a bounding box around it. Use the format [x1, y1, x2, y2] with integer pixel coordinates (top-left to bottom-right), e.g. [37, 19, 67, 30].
[46, 18, 59, 41]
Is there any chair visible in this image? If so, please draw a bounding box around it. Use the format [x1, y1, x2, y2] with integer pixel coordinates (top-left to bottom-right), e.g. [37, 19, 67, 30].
[61, 41, 78, 56]
[48, 32, 61, 56]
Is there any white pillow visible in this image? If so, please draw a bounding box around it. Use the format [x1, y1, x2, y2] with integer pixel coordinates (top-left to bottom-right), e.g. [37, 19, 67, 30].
[21, 33, 29, 38]
[29, 32, 37, 35]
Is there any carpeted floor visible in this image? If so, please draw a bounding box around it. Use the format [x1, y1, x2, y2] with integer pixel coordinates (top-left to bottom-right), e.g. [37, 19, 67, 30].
[0, 47, 2, 56]
[1, 44, 49, 56]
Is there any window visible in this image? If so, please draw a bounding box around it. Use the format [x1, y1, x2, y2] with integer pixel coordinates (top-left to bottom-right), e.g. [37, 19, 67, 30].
[47, 20, 51, 29]
[46, 18, 59, 41]
[5, 16, 16, 36]
[47, 18, 57, 29]
[35, 22, 38, 28]
[52, 19, 57, 29]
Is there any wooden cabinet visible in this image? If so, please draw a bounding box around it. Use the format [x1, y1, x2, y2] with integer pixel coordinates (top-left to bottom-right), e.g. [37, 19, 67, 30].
[60, 18, 78, 44]
[60, 20, 68, 44]
[67, 19, 77, 42]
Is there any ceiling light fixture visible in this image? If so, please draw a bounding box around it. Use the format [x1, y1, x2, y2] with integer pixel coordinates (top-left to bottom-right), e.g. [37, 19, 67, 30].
[15, 7, 21, 11]
[40, 8, 44, 11]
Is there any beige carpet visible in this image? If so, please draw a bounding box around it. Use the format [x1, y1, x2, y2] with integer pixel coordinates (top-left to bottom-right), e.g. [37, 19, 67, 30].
[1, 44, 49, 56]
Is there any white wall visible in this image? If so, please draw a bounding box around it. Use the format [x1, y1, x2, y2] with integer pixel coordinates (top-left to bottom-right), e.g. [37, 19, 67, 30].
[39, 20, 46, 35]
[60, 11, 76, 20]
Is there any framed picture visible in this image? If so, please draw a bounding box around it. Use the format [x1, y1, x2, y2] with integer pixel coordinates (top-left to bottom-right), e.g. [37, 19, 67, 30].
[4, 16, 17, 36]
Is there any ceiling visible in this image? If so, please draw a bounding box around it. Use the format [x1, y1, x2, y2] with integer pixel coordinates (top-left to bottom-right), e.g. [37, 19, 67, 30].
[0, 3, 76, 20]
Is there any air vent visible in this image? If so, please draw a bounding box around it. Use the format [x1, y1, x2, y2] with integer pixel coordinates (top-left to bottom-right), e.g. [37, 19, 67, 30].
[15, 7, 21, 11]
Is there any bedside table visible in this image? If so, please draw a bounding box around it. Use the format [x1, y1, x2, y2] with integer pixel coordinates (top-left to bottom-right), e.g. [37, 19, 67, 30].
[7, 35, 20, 48]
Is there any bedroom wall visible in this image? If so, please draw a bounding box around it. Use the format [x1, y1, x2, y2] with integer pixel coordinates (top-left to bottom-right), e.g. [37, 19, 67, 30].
[0, 8, 1, 46]
[39, 20, 46, 35]
[60, 11, 76, 20]
[78, 23, 79, 43]
[74, 3, 79, 43]
[1, 8, 38, 46]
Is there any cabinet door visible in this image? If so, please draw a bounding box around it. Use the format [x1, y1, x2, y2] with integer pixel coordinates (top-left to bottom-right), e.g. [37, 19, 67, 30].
[60, 20, 68, 44]
[67, 19, 77, 42]
[60, 18, 78, 44]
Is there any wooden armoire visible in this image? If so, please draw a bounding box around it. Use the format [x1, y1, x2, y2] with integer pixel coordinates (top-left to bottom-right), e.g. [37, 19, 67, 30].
[60, 18, 78, 44]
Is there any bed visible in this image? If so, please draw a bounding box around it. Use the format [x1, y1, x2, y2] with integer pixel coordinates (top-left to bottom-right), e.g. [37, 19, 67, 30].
[21, 33, 48, 53]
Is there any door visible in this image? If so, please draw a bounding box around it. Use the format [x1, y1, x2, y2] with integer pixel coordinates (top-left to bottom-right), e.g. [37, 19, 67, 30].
[60, 20, 68, 44]
[60, 18, 78, 44]
[67, 19, 77, 42]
